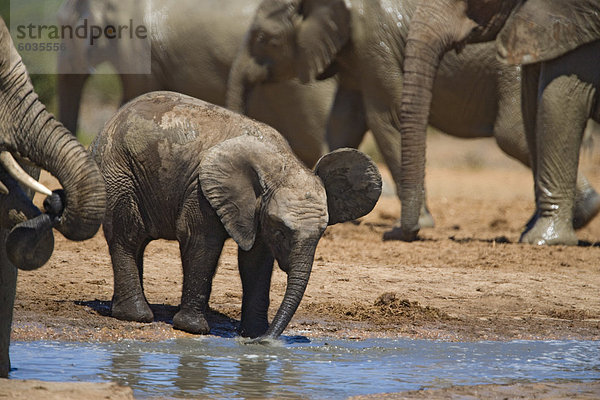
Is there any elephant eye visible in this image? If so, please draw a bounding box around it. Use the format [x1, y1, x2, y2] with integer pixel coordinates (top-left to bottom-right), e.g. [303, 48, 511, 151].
[256, 32, 267, 44]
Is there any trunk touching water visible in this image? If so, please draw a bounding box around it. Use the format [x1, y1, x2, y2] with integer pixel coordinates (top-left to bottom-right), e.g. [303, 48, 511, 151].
[263, 243, 315, 338]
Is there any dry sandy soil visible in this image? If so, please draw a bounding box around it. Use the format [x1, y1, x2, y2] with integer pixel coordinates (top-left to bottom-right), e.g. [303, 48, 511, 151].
[7, 132, 600, 397]
[13, 132, 600, 342]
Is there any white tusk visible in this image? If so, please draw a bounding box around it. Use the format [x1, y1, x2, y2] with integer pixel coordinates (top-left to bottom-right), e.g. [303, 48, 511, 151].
[0, 152, 53, 196]
[0, 181, 8, 195]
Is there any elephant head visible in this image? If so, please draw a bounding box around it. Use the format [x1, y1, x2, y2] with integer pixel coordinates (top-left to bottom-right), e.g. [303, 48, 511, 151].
[396, 0, 600, 241]
[200, 137, 381, 338]
[0, 17, 106, 265]
[56, 0, 150, 135]
[227, 0, 350, 113]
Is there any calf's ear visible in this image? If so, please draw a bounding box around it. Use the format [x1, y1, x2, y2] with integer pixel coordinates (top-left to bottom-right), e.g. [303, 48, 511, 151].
[314, 148, 381, 225]
[199, 135, 287, 251]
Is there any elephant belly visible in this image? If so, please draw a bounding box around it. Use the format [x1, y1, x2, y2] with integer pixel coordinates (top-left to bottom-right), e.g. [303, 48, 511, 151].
[429, 43, 507, 139]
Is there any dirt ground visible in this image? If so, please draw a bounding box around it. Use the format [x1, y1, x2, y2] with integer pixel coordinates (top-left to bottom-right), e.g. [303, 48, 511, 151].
[7, 133, 600, 398]
[12, 132, 600, 343]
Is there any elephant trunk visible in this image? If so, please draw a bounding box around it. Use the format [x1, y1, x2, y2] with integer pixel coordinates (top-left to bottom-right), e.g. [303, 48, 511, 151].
[226, 39, 268, 114]
[57, 73, 88, 137]
[263, 242, 315, 338]
[397, 20, 447, 241]
[397, 1, 478, 241]
[9, 58, 105, 245]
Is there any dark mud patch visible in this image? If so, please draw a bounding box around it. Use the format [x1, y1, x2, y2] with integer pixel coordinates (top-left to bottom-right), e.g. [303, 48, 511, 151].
[305, 292, 451, 325]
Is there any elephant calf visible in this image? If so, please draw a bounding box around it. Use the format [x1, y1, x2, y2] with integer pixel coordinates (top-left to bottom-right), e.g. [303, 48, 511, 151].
[92, 91, 381, 339]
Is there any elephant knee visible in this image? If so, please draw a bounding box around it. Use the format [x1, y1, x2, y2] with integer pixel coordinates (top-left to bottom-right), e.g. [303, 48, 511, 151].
[539, 75, 595, 129]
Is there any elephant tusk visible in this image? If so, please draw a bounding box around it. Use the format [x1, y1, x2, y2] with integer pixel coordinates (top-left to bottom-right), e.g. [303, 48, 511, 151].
[0, 152, 53, 196]
[0, 180, 8, 195]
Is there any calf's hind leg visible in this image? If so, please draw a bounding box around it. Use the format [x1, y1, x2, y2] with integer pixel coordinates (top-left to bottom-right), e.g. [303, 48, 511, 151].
[108, 229, 153, 323]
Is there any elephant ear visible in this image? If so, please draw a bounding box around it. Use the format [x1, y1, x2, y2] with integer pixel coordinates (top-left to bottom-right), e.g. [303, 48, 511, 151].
[296, 0, 350, 83]
[314, 148, 382, 225]
[199, 135, 286, 251]
[497, 0, 600, 65]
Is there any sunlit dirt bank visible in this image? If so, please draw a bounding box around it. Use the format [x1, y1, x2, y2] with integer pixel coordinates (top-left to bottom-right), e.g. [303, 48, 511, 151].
[14, 133, 600, 342]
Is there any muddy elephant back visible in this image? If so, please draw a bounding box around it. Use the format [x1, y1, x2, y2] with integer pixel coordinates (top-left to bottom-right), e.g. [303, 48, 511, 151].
[94, 91, 292, 163]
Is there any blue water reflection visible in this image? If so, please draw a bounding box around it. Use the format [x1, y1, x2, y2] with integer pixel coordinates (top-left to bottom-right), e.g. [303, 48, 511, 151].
[10, 338, 600, 399]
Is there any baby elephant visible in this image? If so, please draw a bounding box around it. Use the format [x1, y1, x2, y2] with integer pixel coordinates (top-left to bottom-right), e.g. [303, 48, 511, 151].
[92, 91, 381, 339]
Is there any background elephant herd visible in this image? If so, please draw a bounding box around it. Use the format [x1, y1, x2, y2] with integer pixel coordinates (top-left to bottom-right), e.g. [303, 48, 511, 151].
[1, 0, 599, 380]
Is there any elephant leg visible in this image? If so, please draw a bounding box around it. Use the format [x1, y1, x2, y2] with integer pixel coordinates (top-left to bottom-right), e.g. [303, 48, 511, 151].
[518, 64, 543, 233]
[109, 235, 153, 323]
[57, 73, 88, 137]
[494, 88, 600, 230]
[521, 74, 596, 245]
[493, 66, 531, 168]
[238, 237, 274, 338]
[494, 67, 600, 231]
[326, 85, 368, 150]
[173, 233, 224, 334]
[109, 238, 151, 323]
[0, 231, 16, 378]
[573, 175, 600, 229]
[120, 74, 162, 105]
[493, 71, 541, 232]
[361, 97, 434, 241]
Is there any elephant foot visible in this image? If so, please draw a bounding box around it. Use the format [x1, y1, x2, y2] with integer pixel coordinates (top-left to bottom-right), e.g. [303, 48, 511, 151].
[383, 208, 433, 241]
[382, 226, 418, 242]
[0, 361, 8, 379]
[239, 318, 269, 338]
[418, 212, 435, 229]
[173, 309, 210, 334]
[111, 296, 153, 323]
[573, 188, 600, 229]
[520, 216, 578, 246]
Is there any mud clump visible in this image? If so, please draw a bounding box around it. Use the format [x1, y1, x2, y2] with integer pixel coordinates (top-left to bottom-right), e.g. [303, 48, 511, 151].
[306, 292, 450, 325]
[546, 308, 593, 321]
[370, 292, 449, 322]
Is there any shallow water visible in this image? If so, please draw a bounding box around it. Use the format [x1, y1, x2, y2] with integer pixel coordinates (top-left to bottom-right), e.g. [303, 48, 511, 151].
[10, 337, 600, 399]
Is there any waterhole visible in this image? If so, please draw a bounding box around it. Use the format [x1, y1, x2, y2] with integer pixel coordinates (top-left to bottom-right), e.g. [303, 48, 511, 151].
[10, 338, 600, 398]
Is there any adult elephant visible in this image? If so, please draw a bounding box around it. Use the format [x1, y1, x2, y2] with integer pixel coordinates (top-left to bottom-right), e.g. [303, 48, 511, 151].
[0, 18, 106, 378]
[398, 0, 600, 245]
[226, 0, 599, 235]
[57, 0, 337, 166]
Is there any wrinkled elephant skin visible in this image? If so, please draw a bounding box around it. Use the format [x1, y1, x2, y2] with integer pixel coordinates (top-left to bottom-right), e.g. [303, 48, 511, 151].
[398, 0, 600, 245]
[57, 0, 335, 167]
[92, 91, 381, 339]
[227, 0, 599, 241]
